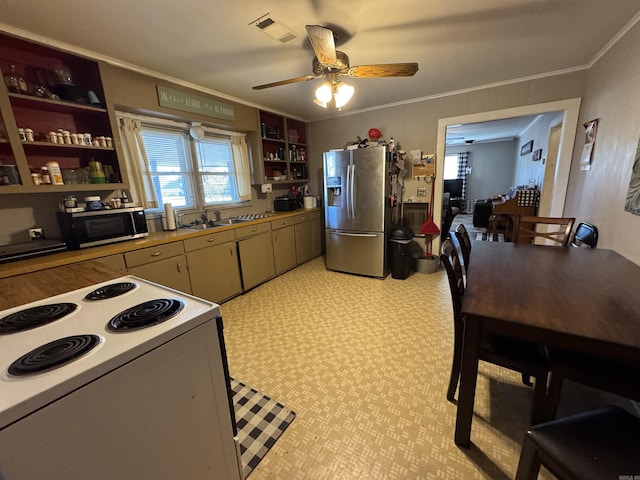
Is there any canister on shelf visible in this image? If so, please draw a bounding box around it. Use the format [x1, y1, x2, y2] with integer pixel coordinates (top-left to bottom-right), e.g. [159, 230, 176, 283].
[48, 131, 58, 143]
[31, 172, 42, 185]
[46, 161, 64, 185]
[40, 167, 51, 184]
[83, 133, 92, 145]
[105, 137, 113, 148]
[25, 128, 34, 141]
[70, 133, 79, 145]
[18, 128, 26, 141]
[62, 131, 71, 145]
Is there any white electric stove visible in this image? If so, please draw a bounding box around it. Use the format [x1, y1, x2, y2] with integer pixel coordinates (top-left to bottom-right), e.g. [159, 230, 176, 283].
[0, 276, 242, 480]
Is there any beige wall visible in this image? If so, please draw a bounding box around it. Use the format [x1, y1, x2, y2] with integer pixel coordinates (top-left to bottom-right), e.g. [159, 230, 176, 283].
[563, 21, 640, 263]
[308, 21, 640, 263]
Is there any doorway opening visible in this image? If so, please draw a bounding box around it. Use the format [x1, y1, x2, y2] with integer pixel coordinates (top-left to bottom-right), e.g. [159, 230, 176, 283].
[432, 97, 582, 252]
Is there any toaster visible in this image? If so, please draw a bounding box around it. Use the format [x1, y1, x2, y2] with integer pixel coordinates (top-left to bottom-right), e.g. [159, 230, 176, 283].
[274, 197, 298, 211]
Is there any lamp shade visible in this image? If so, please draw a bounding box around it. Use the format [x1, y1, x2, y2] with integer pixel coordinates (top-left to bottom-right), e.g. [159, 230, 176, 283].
[334, 82, 354, 108]
[315, 82, 332, 104]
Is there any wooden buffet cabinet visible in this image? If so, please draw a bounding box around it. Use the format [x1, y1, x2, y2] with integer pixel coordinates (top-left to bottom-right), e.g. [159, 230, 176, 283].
[0, 32, 126, 194]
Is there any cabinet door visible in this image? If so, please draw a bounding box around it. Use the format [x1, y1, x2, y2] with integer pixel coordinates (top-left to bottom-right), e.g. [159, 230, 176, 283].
[311, 218, 323, 258]
[295, 221, 313, 264]
[238, 231, 275, 290]
[187, 242, 242, 303]
[272, 225, 296, 274]
[128, 254, 192, 293]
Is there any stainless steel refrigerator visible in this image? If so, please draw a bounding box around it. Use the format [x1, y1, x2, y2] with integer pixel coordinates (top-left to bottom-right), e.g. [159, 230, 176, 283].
[324, 146, 392, 278]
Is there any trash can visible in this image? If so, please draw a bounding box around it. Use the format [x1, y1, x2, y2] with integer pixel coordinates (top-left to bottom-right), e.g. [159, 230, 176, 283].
[389, 225, 414, 279]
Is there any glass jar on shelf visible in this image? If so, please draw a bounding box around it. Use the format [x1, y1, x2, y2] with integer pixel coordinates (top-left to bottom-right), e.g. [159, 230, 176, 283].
[4, 65, 28, 94]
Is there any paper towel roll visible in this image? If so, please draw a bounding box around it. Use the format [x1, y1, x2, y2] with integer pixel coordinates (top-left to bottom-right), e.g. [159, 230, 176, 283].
[303, 196, 315, 209]
[164, 203, 176, 230]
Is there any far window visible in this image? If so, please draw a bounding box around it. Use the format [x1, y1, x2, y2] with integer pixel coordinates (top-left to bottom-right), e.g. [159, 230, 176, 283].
[443, 154, 459, 180]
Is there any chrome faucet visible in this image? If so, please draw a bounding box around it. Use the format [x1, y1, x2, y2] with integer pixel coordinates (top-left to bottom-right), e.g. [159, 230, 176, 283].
[200, 210, 209, 224]
[212, 210, 222, 221]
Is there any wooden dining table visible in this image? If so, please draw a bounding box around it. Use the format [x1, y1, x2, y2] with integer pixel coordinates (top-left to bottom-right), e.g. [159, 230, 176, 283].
[455, 241, 640, 447]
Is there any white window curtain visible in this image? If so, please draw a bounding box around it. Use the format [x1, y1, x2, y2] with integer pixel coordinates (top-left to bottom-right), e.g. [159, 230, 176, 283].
[230, 135, 251, 202]
[119, 118, 158, 209]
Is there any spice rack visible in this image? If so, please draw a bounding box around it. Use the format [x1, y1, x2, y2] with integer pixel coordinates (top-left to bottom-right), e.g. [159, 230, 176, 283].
[252, 110, 309, 184]
[0, 32, 126, 194]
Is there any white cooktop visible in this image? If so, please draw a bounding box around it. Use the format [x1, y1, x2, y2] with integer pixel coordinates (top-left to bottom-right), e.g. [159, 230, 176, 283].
[0, 275, 220, 429]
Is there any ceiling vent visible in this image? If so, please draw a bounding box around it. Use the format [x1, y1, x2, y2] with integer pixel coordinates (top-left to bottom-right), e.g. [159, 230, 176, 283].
[252, 14, 297, 43]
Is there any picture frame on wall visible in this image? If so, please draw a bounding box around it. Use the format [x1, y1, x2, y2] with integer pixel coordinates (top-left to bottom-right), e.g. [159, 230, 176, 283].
[532, 149, 542, 162]
[521, 140, 534, 155]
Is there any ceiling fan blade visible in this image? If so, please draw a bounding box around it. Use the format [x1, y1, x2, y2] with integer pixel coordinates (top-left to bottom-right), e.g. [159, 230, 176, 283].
[253, 75, 319, 90]
[305, 25, 338, 67]
[347, 63, 419, 78]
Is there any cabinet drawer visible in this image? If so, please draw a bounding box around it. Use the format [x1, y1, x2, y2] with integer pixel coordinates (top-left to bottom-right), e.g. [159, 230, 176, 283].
[234, 222, 271, 239]
[292, 213, 310, 224]
[270, 217, 293, 230]
[183, 230, 236, 252]
[124, 242, 185, 268]
[311, 211, 322, 220]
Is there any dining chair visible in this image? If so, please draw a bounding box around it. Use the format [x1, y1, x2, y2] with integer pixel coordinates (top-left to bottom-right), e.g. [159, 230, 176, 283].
[512, 215, 575, 247]
[570, 221, 598, 248]
[515, 405, 640, 480]
[542, 350, 640, 422]
[454, 223, 471, 268]
[440, 237, 550, 423]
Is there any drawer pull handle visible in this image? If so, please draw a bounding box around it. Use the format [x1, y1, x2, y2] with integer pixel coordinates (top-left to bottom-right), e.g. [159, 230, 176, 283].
[150, 252, 162, 257]
[207, 238, 216, 242]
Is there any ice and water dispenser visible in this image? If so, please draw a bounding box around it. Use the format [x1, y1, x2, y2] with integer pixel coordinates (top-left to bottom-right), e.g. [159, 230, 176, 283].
[326, 176, 343, 207]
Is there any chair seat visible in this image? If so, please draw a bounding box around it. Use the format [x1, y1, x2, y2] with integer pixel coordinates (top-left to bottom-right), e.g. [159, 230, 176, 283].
[521, 406, 640, 480]
[481, 334, 549, 373]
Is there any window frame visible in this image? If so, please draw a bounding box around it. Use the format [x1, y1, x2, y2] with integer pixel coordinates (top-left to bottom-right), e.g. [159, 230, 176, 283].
[129, 115, 248, 214]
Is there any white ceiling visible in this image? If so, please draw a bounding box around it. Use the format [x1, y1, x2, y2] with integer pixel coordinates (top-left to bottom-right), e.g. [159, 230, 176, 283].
[1, 0, 639, 125]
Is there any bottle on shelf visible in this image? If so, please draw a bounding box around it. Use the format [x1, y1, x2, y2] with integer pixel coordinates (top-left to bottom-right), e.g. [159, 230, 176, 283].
[40, 166, 51, 185]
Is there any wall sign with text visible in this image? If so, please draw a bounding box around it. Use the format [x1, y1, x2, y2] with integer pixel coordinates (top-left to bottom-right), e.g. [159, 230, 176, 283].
[157, 86, 235, 121]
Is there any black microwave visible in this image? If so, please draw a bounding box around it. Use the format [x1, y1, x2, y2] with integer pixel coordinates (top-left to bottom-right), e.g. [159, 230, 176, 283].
[57, 207, 149, 249]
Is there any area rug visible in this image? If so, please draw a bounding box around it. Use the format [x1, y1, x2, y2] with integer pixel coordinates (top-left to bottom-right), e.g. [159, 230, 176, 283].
[231, 378, 296, 478]
[476, 232, 504, 242]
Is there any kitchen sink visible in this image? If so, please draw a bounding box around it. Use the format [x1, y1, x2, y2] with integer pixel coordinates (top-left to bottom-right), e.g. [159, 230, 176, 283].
[210, 218, 252, 226]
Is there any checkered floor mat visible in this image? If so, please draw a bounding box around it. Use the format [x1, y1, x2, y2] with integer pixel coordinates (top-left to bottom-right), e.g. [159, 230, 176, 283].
[476, 232, 504, 242]
[231, 378, 296, 478]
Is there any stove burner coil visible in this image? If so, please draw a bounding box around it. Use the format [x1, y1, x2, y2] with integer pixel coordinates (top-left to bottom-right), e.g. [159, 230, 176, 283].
[107, 299, 184, 332]
[8, 334, 101, 376]
[84, 282, 137, 301]
[0, 303, 78, 335]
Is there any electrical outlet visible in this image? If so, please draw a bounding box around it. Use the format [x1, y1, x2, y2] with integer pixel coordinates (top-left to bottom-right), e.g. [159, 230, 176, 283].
[417, 188, 427, 197]
[261, 183, 272, 193]
[29, 228, 44, 240]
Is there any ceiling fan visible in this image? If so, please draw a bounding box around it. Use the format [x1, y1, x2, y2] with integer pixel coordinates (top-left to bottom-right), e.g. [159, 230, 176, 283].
[253, 25, 418, 108]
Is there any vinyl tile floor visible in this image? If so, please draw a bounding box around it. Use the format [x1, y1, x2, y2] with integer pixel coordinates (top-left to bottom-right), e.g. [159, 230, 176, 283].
[221, 256, 632, 480]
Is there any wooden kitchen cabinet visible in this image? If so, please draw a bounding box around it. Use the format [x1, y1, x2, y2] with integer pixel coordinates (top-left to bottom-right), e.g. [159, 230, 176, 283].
[184, 230, 242, 303]
[0, 32, 126, 194]
[236, 222, 275, 290]
[251, 110, 309, 185]
[124, 242, 192, 293]
[294, 211, 323, 265]
[271, 217, 296, 275]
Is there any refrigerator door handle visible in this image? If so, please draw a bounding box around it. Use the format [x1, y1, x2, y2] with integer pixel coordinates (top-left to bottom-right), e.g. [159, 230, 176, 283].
[350, 164, 356, 218]
[345, 164, 352, 219]
[329, 231, 379, 238]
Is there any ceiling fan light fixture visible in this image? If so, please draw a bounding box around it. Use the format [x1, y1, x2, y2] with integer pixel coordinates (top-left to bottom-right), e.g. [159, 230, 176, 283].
[315, 82, 333, 104]
[313, 98, 328, 108]
[334, 81, 354, 108]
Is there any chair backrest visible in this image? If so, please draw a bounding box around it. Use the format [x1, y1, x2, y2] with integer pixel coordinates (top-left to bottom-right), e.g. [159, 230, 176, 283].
[513, 215, 576, 247]
[440, 237, 465, 328]
[571, 222, 598, 248]
[454, 223, 472, 267]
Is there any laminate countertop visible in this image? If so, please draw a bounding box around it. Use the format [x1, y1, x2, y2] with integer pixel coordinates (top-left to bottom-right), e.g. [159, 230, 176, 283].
[0, 208, 322, 309]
